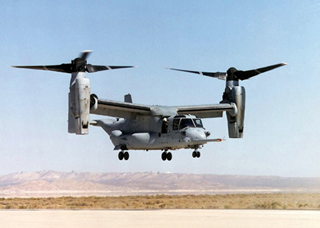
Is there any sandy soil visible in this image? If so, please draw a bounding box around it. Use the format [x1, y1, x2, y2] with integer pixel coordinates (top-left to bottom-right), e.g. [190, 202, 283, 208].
[0, 209, 319, 228]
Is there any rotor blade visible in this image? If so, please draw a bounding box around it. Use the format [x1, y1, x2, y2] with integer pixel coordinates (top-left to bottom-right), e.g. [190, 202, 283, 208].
[167, 68, 227, 80]
[79, 50, 92, 60]
[86, 64, 135, 73]
[235, 63, 286, 80]
[12, 64, 72, 73]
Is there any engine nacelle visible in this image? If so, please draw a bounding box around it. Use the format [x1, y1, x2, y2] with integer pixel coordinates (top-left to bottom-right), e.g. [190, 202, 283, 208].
[224, 86, 245, 138]
[68, 76, 90, 135]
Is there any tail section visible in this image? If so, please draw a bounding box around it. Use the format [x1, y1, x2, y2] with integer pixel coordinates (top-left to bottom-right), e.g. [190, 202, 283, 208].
[124, 93, 132, 103]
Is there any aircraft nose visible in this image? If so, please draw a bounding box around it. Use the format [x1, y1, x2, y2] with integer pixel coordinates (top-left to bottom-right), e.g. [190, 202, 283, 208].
[184, 128, 206, 141]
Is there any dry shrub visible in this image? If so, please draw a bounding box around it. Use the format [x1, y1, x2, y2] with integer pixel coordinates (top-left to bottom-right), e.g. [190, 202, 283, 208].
[0, 193, 320, 210]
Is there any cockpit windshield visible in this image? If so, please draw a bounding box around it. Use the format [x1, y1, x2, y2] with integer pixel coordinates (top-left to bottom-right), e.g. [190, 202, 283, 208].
[173, 117, 204, 130]
[179, 118, 195, 129]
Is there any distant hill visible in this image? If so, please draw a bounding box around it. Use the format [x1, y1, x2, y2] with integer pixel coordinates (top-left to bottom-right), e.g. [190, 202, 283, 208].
[0, 171, 319, 197]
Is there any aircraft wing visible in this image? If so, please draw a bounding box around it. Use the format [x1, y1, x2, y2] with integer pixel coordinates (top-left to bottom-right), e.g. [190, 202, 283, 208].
[176, 103, 235, 118]
[91, 97, 235, 119]
[91, 98, 152, 119]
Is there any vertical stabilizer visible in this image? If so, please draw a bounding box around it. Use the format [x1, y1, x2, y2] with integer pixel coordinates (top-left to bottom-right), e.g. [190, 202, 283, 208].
[124, 93, 133, 103]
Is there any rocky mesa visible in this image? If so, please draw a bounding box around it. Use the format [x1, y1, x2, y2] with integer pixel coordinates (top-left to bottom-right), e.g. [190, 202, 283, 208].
[0, 171, 319, 197]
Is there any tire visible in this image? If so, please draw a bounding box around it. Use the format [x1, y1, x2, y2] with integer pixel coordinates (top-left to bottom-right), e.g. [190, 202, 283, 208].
[118, 151, 124, 160]
[161, 152, 167, 161]
[167, 152, 172, 161]
[197, 151, 201, 158]
[192, 151, 197, 158]
[124, 152, 129, 160]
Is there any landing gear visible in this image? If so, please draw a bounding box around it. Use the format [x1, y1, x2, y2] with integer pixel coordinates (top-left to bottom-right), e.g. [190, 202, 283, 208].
[118, 151, 129, 161]
[192, 150, 201, 158]
[161, 151, 172, 161]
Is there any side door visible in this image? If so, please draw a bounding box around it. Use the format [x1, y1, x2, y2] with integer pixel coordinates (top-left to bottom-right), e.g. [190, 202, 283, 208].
[160, 118, 169, 144]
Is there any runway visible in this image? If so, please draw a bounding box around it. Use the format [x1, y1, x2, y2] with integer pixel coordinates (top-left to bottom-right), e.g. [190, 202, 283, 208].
[0, 209, 319, 228]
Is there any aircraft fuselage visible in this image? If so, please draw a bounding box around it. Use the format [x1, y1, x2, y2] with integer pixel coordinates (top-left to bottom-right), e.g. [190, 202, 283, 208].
[95, 114, 209, 151]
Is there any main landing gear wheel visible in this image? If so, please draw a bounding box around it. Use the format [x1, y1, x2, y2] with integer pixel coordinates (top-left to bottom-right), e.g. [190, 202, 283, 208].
[161, 151, 172, 161]
[192, 151, 201, 158]
[118, 151, 129, 161]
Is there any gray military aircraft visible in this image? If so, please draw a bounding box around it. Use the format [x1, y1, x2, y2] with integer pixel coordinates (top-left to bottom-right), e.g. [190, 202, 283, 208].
[14, 51, 286, 161]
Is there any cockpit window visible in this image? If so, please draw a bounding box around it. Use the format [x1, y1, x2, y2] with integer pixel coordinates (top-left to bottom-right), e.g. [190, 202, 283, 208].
[194, 119, 203, 128]
[179, 118, 195, 129]
[173, 118, 180, 130]
[172, 117, 204, 130]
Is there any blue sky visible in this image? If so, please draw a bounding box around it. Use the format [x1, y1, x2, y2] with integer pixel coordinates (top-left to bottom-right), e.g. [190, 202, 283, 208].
[1, 0, 320, 177]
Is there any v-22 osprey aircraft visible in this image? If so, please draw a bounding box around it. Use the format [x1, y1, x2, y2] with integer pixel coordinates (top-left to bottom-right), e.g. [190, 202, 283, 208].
[13, 51, 286, 161]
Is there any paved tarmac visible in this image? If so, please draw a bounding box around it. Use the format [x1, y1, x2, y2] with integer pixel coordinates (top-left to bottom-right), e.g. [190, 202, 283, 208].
[0, 209, 319, 228]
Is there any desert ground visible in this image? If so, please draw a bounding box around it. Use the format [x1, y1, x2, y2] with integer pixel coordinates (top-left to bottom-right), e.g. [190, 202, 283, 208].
[0, 209, 320, 228]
